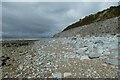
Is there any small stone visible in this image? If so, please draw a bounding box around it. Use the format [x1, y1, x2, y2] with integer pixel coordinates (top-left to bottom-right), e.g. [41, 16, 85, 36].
[49, 69, 52, 72]
[80, 55, 89, 60]
[27, 76, 31, 78]
[52, 72, 62, 78]
[64, 72, 72, 77]
[18, 64, 23, 70]
[102, 63, 107, 67]
[49, 76, 53, 78]
[87, 69, 91, 72]
[94, 40, 104, 45]
[19, 52, 24, 55]
[87, 74, 91, 77]
[93, 71, 97, 74]
[0, 60, 2, 66]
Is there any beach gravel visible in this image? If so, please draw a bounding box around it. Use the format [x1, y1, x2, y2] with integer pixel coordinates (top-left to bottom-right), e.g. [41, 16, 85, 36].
[1, 35, 119, 78]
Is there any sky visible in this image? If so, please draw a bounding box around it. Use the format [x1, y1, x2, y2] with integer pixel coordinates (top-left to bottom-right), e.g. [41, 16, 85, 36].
[2, 2, 118, 38]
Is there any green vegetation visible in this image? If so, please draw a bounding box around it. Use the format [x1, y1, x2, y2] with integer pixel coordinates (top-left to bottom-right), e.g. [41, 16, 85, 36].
[63, 5, 120, 31]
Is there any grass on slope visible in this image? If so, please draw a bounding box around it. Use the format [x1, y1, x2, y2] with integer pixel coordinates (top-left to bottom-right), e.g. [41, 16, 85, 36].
[63, 5, 120, 32]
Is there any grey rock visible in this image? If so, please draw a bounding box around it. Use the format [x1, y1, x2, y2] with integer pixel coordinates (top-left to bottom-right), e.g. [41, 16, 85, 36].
[18, 64, 23, 70]
[103, 49, 110, 56]
[80, 55, 90, 60]
[94, 40, 104, 46]
[76, 47, 88, 55]
[64, 72, 72, 77]
[106, 58, 118, 65]
[88, 52, 102, 59]
[0, 60, 2, 67]
[52, 72, 62, 78]
[110, 50, 118, 57]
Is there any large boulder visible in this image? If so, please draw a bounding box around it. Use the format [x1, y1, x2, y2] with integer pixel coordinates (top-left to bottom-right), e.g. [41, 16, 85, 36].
[88, 52, 103, 59]
[76, 47, 88, 55]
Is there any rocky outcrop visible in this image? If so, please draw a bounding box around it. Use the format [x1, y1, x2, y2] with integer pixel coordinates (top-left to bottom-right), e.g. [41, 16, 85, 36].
[54, 16, 119, 37]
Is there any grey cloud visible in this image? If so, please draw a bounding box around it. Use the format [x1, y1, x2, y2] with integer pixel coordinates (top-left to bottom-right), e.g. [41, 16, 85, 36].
[2, 2, 118, 39]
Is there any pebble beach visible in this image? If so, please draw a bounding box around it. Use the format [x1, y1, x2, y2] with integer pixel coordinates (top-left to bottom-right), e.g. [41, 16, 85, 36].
[1, 35, 120, 78]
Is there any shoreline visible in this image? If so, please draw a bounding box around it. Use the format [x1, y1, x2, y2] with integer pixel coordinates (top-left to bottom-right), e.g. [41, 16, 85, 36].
[1, 34, 119, 78]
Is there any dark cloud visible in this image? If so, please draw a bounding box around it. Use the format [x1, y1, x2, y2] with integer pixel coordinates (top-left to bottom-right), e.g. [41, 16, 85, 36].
[2, 2, 118, 38]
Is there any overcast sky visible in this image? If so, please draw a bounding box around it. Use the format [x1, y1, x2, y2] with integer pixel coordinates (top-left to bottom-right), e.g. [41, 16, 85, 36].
[2, 2, 118, 38]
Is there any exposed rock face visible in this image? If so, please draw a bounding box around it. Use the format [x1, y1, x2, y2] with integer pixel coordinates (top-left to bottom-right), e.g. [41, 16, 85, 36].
[54, 17, 119, 37]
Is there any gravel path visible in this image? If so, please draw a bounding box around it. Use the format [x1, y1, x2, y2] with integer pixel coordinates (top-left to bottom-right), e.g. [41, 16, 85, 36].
[1, 35, 119, 78]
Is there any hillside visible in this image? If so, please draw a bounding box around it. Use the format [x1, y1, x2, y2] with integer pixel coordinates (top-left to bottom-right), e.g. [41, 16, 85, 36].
[54, 16, 119, 37]
[63, 5, 120, 32]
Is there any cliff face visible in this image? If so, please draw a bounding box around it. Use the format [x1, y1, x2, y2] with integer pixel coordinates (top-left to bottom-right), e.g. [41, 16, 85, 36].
[53, 6, 120, 38]
[54, 16, 119, 37]
[63, 6, 120, 32]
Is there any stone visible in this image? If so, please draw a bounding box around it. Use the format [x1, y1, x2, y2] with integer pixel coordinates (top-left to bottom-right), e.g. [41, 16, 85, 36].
[76, 47, 88, 55]
[64, 72, 72, 77]
[72, 37, 77, 40]
[103, 49, 111, 56]
[110, 50, 118, 58]
[105, 58, 118, 65]
[0, 60, 2, 67]
[97, 47, 104, 54]
[18, 64, 23, 70]
[52, 72, 62, 78]
[85, 50, 91, 55]
[49, 76, 53, 78]
[88, 52, 102, 59]
[94, 40, 104, 46]
[80, 55, 90, 60]
[102, 63, 107, 67]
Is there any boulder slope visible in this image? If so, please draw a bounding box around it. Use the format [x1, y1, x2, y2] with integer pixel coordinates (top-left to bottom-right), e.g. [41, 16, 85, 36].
[53, 16, 119, 37]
